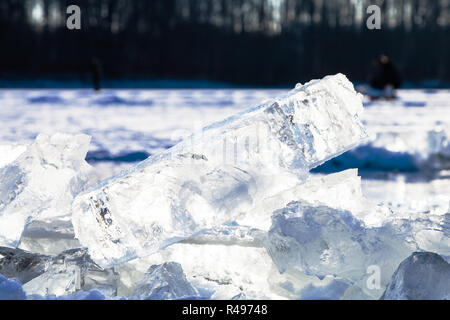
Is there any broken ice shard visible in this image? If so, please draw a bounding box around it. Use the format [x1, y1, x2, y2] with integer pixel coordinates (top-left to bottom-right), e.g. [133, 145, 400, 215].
[265, 202, 413, 298]
[0, 246, 50, 284]
[116, 230, 281, 299]
[72, 74, 367, 266]
[129, 262, 198, 300]
[381, 252, 450, 300]
[18, 218, 81, 256]
[0, 133, 92, 248]
[0, 247, 119, 298]
[241, 168, 392, 231]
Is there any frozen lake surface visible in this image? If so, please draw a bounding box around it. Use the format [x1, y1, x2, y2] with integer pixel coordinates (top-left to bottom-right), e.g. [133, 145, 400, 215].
[1, 88, 450, 213]
[0, 88, 449, 160]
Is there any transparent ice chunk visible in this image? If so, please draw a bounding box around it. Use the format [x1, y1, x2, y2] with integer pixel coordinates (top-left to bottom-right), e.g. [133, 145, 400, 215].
[72, 74, 367, 266]
[0, 133, 92, 248]
[18, 218, 81, 255]
[129, 262, 198, 300]
[265, 202, 413, 298]
[0, 247, 118, 298]
[381, 252, 450, 300]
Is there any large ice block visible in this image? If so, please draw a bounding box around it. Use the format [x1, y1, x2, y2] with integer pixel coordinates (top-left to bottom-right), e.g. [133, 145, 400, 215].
[381, 252, 450, 300]
[265, 202, 414, 298]
[72, 74, 367, 266]
[0, 133, 91, 248]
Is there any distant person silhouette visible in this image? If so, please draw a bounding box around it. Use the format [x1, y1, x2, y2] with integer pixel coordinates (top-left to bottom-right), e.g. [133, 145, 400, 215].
[89, 58, 102, 91]
[364, 54, 402, 100]
[369, 54, 402, 90]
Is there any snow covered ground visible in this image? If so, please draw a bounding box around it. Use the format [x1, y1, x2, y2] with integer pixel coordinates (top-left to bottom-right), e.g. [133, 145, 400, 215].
[1, 87, 450, 207]
[0, 79, 449, 300]
[1, 87, 449, 165]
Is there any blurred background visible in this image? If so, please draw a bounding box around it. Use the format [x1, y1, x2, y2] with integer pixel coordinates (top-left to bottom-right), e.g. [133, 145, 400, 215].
[1, 0, 449, 88]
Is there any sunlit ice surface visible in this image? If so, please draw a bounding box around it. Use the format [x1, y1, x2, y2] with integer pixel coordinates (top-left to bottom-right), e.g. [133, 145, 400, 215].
[0, 86, 449, 299]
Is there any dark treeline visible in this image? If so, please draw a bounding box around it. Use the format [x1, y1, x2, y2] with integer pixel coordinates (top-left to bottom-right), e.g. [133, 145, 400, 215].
[0, 0, 449, 86]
